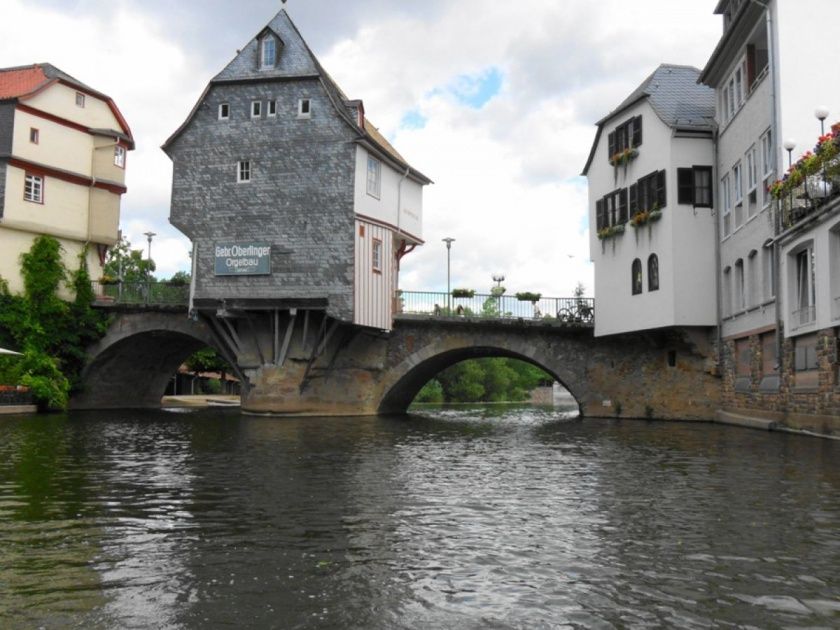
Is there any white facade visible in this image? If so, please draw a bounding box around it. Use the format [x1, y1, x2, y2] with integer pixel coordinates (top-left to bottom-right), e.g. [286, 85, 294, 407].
[352, 145, 425, 330]
[586, 71, 717, 337]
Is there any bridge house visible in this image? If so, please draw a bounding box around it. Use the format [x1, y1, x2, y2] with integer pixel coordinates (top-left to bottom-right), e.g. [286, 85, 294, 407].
[0, 64, 133, 296]
[163, 9, 430, 337]
[583, 65, 718, 338]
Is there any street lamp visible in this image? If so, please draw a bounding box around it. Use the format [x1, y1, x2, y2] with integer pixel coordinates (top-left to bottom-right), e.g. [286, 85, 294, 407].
[815, 106, 830, 136]
[783, 139, 796, 169]
[442, 237, 455, 312]
[143, 231, 156, 279]
[492, 273, 505, 316]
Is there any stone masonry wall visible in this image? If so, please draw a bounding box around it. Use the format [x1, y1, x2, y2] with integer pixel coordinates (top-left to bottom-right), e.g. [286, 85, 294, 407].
[167, 78, 357, 322]
[722, 326, 840, 435]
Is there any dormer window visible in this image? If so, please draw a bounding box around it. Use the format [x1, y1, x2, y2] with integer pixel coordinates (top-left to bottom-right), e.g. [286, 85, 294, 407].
[261, 36, 277, 68]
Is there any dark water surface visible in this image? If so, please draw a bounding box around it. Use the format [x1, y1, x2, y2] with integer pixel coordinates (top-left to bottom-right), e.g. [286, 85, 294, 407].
[1, 406, 839, 629]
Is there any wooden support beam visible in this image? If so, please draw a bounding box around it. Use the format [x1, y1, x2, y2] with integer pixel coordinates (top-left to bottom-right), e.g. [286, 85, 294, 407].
[276, 308, 297, 367]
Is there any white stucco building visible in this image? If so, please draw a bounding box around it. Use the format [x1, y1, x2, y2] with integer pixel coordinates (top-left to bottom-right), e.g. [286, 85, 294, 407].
[583, 65, 717, 338]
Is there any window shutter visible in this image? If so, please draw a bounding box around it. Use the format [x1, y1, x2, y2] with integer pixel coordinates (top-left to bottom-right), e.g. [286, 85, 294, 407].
[677, 168, 694, 205]
[632, 116, 642, 147]
[619, 188, 628, 223]
[596, 199, 605, 230]
[629, 183, 638, 214]
[656, 170, 667, 208]
[607, 132, 616, 160]
[746, 44, 756, 88]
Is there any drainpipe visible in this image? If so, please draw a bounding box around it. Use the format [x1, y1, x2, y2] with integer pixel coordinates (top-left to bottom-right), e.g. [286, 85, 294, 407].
[396, 165, 410, 291]
[763, 3, 784, 364]
[714, 125, 724, 373]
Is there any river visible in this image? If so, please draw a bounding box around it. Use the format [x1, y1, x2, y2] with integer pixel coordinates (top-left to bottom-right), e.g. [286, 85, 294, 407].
[0, 405, 839, 628]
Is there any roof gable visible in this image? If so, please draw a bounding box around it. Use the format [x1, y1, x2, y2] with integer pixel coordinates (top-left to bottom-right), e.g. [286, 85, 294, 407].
[214, 11, 319, 82]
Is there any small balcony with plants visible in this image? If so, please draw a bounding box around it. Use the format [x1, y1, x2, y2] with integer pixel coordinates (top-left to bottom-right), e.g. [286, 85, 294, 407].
[771, 120, 840, 231]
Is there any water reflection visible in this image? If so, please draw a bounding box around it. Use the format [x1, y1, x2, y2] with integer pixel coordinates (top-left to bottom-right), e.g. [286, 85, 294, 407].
[0, 407, 838, 628]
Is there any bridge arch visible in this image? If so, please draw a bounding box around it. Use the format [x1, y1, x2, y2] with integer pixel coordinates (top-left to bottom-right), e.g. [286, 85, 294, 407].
[377, 325, 591, 414]
[72, 310, 223, 409]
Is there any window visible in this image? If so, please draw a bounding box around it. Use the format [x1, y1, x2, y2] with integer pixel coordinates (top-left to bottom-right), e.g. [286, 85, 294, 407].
[237, 160, 251, 183]
[597, 188, 628, 229]
[760, 128, 774, 208]
[372, 239, 383, 273]
[677, 166, 713, 207]
[793, 245, 816, 328]
[251, 101, 262, 118]
[636, 170, 666, 212]
[733, 161, 743, 205]
[114, 145, 126, 168]
[734, 258, 745, 312]
[298, 98, 311, 118]
[747, 249, 758, 307]
[219, 103, 230, 120]
[723, 266, 732, 316]
[721, 57, 747, 124]
[762, 242, 775, 301]
[261, 37, 277, 68]
[24, 173, 43, 203]
[75, 92, 85, 107]
[366, 155, 381, 198]
[648, 254, 659, 291]
[721, 174, 732, 237]
[29, 128, 39, 144]
[631, 259, 643, 295]
[267, 100, 277, 117]
[607, 115, 642, 160]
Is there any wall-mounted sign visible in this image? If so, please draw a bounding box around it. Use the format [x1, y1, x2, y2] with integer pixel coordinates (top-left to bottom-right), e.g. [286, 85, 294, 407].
[214, 242, 271, 276]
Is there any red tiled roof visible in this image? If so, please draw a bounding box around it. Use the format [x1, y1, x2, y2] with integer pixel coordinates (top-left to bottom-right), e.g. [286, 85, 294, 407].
[0, 65, 50, 100]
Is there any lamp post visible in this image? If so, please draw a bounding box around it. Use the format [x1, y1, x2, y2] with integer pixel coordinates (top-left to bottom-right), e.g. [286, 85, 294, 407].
[783, 139, 796, 169]
[815, 106, 830, 136]
[442, 237, 455, 313]
[143, 231, 156, 303]
[492, 273, 505, 316]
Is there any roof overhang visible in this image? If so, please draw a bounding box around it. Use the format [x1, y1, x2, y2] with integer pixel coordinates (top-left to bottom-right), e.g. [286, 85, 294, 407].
[699, 1, 767, 86]
[355, 137, 433, 185]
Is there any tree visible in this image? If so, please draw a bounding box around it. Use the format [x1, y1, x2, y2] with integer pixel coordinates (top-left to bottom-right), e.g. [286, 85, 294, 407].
[429, 357, 553, 404]
[103, 236, 155, 283]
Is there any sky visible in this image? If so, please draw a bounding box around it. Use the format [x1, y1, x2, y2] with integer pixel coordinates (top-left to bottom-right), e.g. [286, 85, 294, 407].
[0, 0, 724, 297]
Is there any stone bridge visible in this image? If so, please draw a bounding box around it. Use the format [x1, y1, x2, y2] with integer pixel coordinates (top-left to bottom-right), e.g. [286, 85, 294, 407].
[74, 307, 721, 421]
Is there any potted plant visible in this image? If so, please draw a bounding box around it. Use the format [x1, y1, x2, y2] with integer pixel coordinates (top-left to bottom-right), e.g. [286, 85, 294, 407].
[515, 291, 542, 302]
[451, 288, 475, 299]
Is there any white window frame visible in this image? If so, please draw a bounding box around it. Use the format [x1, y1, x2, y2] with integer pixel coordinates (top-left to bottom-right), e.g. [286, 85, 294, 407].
[298, 98, 311, 118]
[218, 103, 230, 120]
[114, 145, 126, 169]
[261, 37, 276, 69]
[237, 160, 251, 183]
[75, 92, 85, 108]
[251, 101, 262, 119]
[721, 174, 732, 237]
[372, 238, 383, 273]
[24, 173, 43, 203]
[267, 99, 277, 117]
[29, 127, 39, 144]
[760, 128, 774, 208]
[746, 145, 757, 192]
[733, 161, 743, 206]
[366, 155, 381, 199]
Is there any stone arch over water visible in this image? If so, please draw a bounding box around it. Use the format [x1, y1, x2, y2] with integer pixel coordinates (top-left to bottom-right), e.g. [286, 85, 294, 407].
[377, 325, 591, 414]
[72, 311, 223, 410]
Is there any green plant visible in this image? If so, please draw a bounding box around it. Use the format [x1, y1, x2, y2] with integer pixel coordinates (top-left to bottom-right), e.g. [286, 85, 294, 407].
[515, 292, 542, 302]
[451, 288, 475, 298]
[597, 224, 626, 240]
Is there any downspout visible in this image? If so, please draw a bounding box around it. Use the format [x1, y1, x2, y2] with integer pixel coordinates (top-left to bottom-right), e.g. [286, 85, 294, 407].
[714, 126, 724, 373]
[395, 166, 410, 294]
[763, 3, 784, 365]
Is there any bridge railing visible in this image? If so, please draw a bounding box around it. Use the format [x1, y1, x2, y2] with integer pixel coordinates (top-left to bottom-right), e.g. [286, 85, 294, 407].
[397, 291, 594, 324]
[92, 281, 190, 306]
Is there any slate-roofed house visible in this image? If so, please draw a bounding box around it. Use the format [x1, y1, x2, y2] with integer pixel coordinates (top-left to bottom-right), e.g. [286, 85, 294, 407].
[163, 9, 431, 337]
[583, 64, 717, 337]
[0, 63, 133, 296]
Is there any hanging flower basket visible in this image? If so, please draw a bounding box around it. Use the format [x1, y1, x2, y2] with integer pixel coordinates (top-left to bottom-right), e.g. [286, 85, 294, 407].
[515, 292, 542, 302]
[630, 208, 662, 228]
[609, 148, 639, 167]
[451, 288, 475, 299]
[597, 224, 625, 240]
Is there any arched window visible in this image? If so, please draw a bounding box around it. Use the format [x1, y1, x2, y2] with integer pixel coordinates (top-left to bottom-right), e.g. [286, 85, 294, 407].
[261, 36, 277, 68]
[648, 254, 659, 291]
[632, 258, 643, 295]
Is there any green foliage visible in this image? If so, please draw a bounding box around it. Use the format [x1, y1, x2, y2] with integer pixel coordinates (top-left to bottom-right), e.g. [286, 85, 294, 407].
[574, 282, 586, 298]
[451, 288, 475, 298]
[185, 347, 231, 374]
[200, 378, 222, 395]
[414, 379, 444, 403]
[515, 292, 542, 302]
[168, 271, 191, 286]
[103, 236, 155, 282]
[431, 358, 552, 403]
[0, 237, 109, 410]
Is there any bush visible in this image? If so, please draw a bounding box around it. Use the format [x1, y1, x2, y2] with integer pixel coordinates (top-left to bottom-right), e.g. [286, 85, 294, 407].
[414, 379, 444, 403]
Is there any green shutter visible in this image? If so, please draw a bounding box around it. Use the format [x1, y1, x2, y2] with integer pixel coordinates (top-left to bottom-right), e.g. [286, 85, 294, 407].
[629, 183, 638, 214]
[596, 199, 606, 230]
[656, 170, 667, 208]
[677, 168, 694, 205]
[632, 116, 642, 147]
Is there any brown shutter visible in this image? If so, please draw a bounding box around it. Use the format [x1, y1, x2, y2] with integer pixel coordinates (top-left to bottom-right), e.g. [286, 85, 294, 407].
[619, 188, 628, 223]
[596, 199, 605, 230]
[607, 132, 616, 160]
[629, 183, 638, 214]
[746, 44, 756, 88]
[677, 168, 694, 205]
[656, 170, 667, 208]
[632, 116, 643, 147]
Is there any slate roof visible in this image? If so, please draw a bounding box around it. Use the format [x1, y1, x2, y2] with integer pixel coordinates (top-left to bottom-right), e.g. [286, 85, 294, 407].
[582, 64, 715, 175]
[165, 10, 430, 183]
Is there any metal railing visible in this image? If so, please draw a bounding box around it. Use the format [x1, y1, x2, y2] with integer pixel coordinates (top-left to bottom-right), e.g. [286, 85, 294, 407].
[776, 169, 840, 230]
[92, 281, 190, 306]
[397, 291, 594, 324]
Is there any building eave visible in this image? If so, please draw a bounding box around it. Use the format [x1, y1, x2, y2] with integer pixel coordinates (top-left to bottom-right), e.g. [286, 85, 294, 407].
[699, 1, 767, 86]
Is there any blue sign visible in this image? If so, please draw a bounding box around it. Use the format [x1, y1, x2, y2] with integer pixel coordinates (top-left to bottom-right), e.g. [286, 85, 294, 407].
[214, 242, 271, 276]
